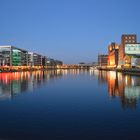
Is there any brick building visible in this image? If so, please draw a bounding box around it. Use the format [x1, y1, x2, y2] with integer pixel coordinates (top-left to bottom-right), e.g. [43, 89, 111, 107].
[108, 42, 119, 67]
[98, 54, 108, 67]
[118, 34, 137, 66]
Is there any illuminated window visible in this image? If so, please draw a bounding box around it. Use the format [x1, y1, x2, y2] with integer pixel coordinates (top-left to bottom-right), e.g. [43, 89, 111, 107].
[115, 45, 119, 49]
[12, 49, 22, 66]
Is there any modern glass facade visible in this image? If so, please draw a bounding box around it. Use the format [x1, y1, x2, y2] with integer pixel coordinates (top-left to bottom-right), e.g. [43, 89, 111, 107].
[0, 47, 11, 66]
[0, 46, 28, 66]
[12, 49, 22, 66]
[33, 53, 42, 66]
[12, 47, 28, 66]
[28, 52, 42, 66]
[0, 46, 62, 69]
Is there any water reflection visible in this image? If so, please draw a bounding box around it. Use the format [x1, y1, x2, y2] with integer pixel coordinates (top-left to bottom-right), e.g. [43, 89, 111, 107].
[62, 69, 90, 75]
[96, 70, 140, 109]
[1, 69, 140, 140]
[0, 69, 89, 100]
[0, 70, 63, 100]
[1, 69, 140, 109]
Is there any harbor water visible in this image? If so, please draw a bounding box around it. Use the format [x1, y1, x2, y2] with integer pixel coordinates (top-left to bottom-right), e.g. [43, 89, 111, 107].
[0, 70, 140, 140]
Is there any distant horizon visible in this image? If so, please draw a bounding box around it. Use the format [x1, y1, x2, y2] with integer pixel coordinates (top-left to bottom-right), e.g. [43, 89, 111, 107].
[0, 0, 140, 64]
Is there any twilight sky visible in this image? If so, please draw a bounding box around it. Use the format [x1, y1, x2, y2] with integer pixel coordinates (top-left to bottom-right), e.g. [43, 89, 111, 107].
[0, 0, 140, 64]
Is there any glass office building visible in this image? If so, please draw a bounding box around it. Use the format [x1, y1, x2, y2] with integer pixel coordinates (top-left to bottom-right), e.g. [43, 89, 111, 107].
[0, 46, 11, 66]
[28, 52, 42, 66]
[0, 46, 28, 66]
[0, 46, 63, 69]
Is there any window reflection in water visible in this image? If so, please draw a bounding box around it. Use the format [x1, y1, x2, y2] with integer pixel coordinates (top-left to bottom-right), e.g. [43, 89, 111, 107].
[97, 70, 140, 109]
[1, 69, 139, 109]
[0, 70, 63, 100]
[0, 69, 88, 100]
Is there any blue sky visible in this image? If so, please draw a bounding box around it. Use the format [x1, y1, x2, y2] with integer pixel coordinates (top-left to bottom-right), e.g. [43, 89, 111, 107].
[0, 0, 140, 64]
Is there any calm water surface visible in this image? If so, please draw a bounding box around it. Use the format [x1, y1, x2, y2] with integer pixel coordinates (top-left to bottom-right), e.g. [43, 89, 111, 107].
[0, 70, 140, 140]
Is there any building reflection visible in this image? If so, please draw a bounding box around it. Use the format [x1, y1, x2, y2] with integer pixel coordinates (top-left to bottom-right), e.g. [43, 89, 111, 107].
[0, 70, 63, 100]
[62, 69, 90, 75]
[97, 70, 140, 109]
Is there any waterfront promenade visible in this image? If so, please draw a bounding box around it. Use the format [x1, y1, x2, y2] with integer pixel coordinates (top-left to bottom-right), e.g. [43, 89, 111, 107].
[1, 64, 140, 76]
[0, 64, 93, 72]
